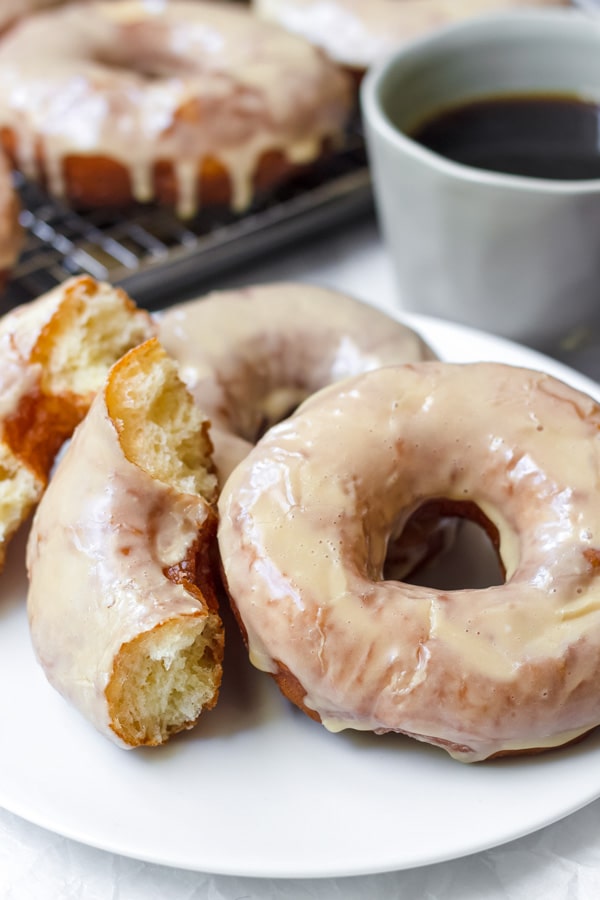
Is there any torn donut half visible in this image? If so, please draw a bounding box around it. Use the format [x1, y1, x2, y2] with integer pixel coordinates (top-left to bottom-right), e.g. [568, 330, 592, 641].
[0, 275, 155, 571]
[26, 338, 224, 748]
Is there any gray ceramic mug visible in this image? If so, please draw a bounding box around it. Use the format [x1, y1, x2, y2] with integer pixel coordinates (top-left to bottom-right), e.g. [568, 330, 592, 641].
[361, 8, 600, 348]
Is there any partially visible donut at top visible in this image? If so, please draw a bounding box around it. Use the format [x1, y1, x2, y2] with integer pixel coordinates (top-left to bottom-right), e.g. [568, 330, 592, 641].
[218, 361, 600, 762]
[157, 283, 436, 483]
[0, 0, 353, 218]
[0, 275, 155, 571]
[253, 0, 569, 74]
[0, 149, 22, 290]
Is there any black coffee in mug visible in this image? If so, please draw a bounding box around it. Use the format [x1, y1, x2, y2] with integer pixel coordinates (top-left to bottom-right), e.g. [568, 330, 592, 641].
[408, 93, 600, 181]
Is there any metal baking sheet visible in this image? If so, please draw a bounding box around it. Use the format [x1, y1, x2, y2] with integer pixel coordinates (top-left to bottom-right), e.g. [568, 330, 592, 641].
[1, 137, 372, 314]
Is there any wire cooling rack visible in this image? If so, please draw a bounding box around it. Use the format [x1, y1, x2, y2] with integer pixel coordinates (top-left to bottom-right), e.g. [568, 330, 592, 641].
[1, 136, 372, 315]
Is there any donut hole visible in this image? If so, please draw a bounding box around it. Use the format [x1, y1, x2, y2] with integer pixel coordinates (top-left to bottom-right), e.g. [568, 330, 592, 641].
[221, 368, 310, 445]
[386, 499, 505, 590]
[216, 334, 347, 444]
[252, 387, 309, 442]
[91, 48, 182, 81]
[89, 23, 194, 81]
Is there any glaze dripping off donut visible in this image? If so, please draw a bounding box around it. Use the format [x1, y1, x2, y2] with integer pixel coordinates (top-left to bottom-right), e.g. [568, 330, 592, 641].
[218, 361, 600, 762]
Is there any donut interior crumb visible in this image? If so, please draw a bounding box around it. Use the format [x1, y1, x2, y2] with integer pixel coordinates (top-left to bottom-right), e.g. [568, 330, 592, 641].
[0, 276, 154, 573]
[106, 617, 223, 747]
[103, 338, 222, 746]
[0, 446, 40, 567]
[38, 277, 153, 398]
[106, 337, 218, 501]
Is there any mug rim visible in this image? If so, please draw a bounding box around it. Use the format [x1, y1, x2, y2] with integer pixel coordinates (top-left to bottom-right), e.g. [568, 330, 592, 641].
[360, 6, 600, 195]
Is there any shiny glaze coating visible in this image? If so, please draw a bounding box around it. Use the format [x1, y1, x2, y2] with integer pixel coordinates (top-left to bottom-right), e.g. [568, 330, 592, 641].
[0, 0, 352, 216]
[218, 362, 600, 762]
[157, 282, 435, 482]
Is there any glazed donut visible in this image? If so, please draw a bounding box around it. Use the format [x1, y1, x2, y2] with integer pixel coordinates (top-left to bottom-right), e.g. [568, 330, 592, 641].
[253, 0, 569, 73]
[157, 283, 435, 483]
[0, 275, 154, 571]
[0, 0, 352, 218]
[27, 338, 224, 748]
[0, 149, 22, 290]
[218, 361, 600, 762]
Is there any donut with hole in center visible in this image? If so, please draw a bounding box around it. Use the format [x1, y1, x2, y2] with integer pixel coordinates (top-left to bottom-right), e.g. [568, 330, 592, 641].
[218, 361, 600, 762]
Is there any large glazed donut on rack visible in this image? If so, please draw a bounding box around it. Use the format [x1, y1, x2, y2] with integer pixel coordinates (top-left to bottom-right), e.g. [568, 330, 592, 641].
[27, 338, 224, 748]
[0, 0, 353, 218]
[157, 283, 435, 482]
[0, 275, 154, 571]
[253, 0, 568, 73]
[218, 361, 600, 762]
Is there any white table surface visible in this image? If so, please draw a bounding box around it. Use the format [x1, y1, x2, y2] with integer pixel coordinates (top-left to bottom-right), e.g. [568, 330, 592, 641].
[3, 216, 600, 900]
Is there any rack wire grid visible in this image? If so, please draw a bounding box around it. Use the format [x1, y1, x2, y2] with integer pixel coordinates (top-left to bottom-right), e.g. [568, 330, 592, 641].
[1, 134, 372, 315]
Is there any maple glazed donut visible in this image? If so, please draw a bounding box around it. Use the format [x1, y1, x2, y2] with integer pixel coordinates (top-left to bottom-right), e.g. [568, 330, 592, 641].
[218, 361, 600, 762]
[0, 0, 352, 218]
[157, 282, 435, 483]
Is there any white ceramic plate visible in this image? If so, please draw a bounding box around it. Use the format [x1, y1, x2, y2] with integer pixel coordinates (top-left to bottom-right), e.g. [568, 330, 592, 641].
[1, 314, 600, 880]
